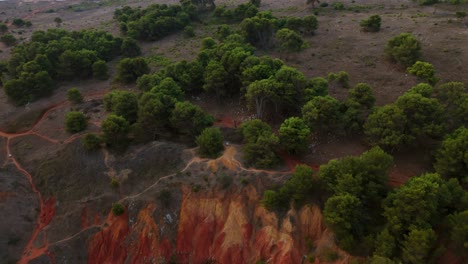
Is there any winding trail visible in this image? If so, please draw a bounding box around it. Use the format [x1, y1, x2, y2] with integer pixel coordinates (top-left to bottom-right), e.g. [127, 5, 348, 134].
[0, 91, 107, 264]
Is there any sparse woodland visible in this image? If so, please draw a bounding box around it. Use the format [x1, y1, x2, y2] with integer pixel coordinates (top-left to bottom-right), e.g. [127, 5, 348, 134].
[0, 0, 467, 263]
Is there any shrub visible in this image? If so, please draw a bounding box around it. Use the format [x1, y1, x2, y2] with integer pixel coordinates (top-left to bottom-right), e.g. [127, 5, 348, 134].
[183, 25, 195, 38]
[116, 57, 150, 84]
[332, 2, 345, 10]
[67, 88, 83, 103]
[328, 71, 350, 88]
[0, 23, 7, 34]
[158, 189, 172, 206]
[385, 33, 422, 67]
[360, 15, 381, 32]
[81, 133, 102, 151]
[407, 61, 438, 84]
[196, 127, 224, 158]
[0, 34, 17, 46]
[112, 203, 125, 216]
[92, 60, 109, 80]
[65, 111, 87, 133]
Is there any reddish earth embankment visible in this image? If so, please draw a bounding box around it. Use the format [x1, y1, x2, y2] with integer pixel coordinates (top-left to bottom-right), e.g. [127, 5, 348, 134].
[87, 185, 346, 264]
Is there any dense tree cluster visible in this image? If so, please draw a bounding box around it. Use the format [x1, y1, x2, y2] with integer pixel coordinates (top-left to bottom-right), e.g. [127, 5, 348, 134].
[239, 119, 279, 168]
[365, 82, 467, 150]
[2, 29, 124, 105]
[385, 33, 422, 67]
[114, 1, 198, 41]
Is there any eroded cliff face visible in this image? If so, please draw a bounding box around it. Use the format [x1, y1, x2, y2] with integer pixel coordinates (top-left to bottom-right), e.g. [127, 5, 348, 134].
[87, 185, 344, 264]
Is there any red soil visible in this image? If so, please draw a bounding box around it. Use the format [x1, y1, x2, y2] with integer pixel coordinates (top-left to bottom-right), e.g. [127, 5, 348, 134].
[214, 116, 239, 128]
[88, 210, 129, 264]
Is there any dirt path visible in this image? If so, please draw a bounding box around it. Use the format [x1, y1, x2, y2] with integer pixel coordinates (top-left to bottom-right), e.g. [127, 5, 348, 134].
[0, 91, 107, 264]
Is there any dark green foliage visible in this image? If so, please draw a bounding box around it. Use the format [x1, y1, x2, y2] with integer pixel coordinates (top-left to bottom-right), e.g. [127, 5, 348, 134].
[196, 127, 224, 158]
[433, 82, 468, 130]
[275, 28, 305, 52]
[385, 33, 422, 67]
[360, 15, 381, 32]
[116, 57, 149, 84]
[348, 83, 375, 109]
[239, 119, 279, 168]
[102, 114, 130, 145]
[81, 133, 102, 151]
[407, 61, 438, 85]
[401, 228, 436, 264]
[112, 203, 125, 216]
[407, 83, 433, 97]
[418, 0, 439, 5]
[245, 78, 281, 119]
[2, 29, 123, 104]
[114, 3, 195, 41]
[4, 71, 54, 105]
[12, 18, 26, 27]
[216, 24, 233, 40]
[92, 60, 109, 80]
[238, 119, 272, 143]
[170, 101, 214, 136]
[364, 105, 408, 150]
[0, 33, 16, 46]
[262, 165, 315, 210]
[447, 210, 468, 252]
[65, 111, 87, 133]
[183, 25, 195, 38]
[0, 23, 7, 34]
[434, 127, 468, 183]
[302, 96, 341, 133]
[328, 71, 350, 88]
[104, 90, 139, 123]
[279, 117, 311, 154]
[319, 147, 393, 202]
[121, 37, 141, 57]
[319, 147, 393, 251]
[240, 11, 278, 48]
[323, 194, 362, 250]
[304, 77, 328, 101]
[203, 60, 230, 100]
[282, 15, 318, 35]
[67, 88, 83, 103]
[214, 3, 258, 22]
[395, 92, 445, 139]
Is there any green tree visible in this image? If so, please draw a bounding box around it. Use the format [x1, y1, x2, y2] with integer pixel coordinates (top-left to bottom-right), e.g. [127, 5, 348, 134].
[103, 90, 138, 123]
[323, 194, 362, 250]
[433, 82, 467, 130]
[303, 15, 318, 34]
[282, 164, 315, 204]
[434, 127, 468, 183]
[348, 83, 375, 109]
[304, 77, 328, 101]
[239, 119, 273, 143]
[279, 117, 311, 154]
[92, 60, 109, 80]
[407, 83, 433, 97]
[396, 92, 445, 139]
[242, 132, 279, 168]
[0, 34, 17, 46]
[183, 25, 196, 38]
[364, 105, 408, 150]
[102, 114, 130, 145]
[116, 57, 150, 84]
[275, 28, 305, 53]
[81, 133, 102, 151]
[360, 15, 381, 32]
[245, 78, 280, 119]
[196, 127, 224, 158]
[447, 210, 468, 252]
[0, 23, 8, 34]
[401, 228, 436, 264]
[203, 60, 229, 101]
[240, 12, 278, 47]
[67, 88, 83, 103]
[407, 61, 438, 85]
[121, 37, 141, 57]
[170, 101, 214, 136]
[302, 96, 341, 133]
[65, 111, 87, 133]
[385, 33, 422, 67]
